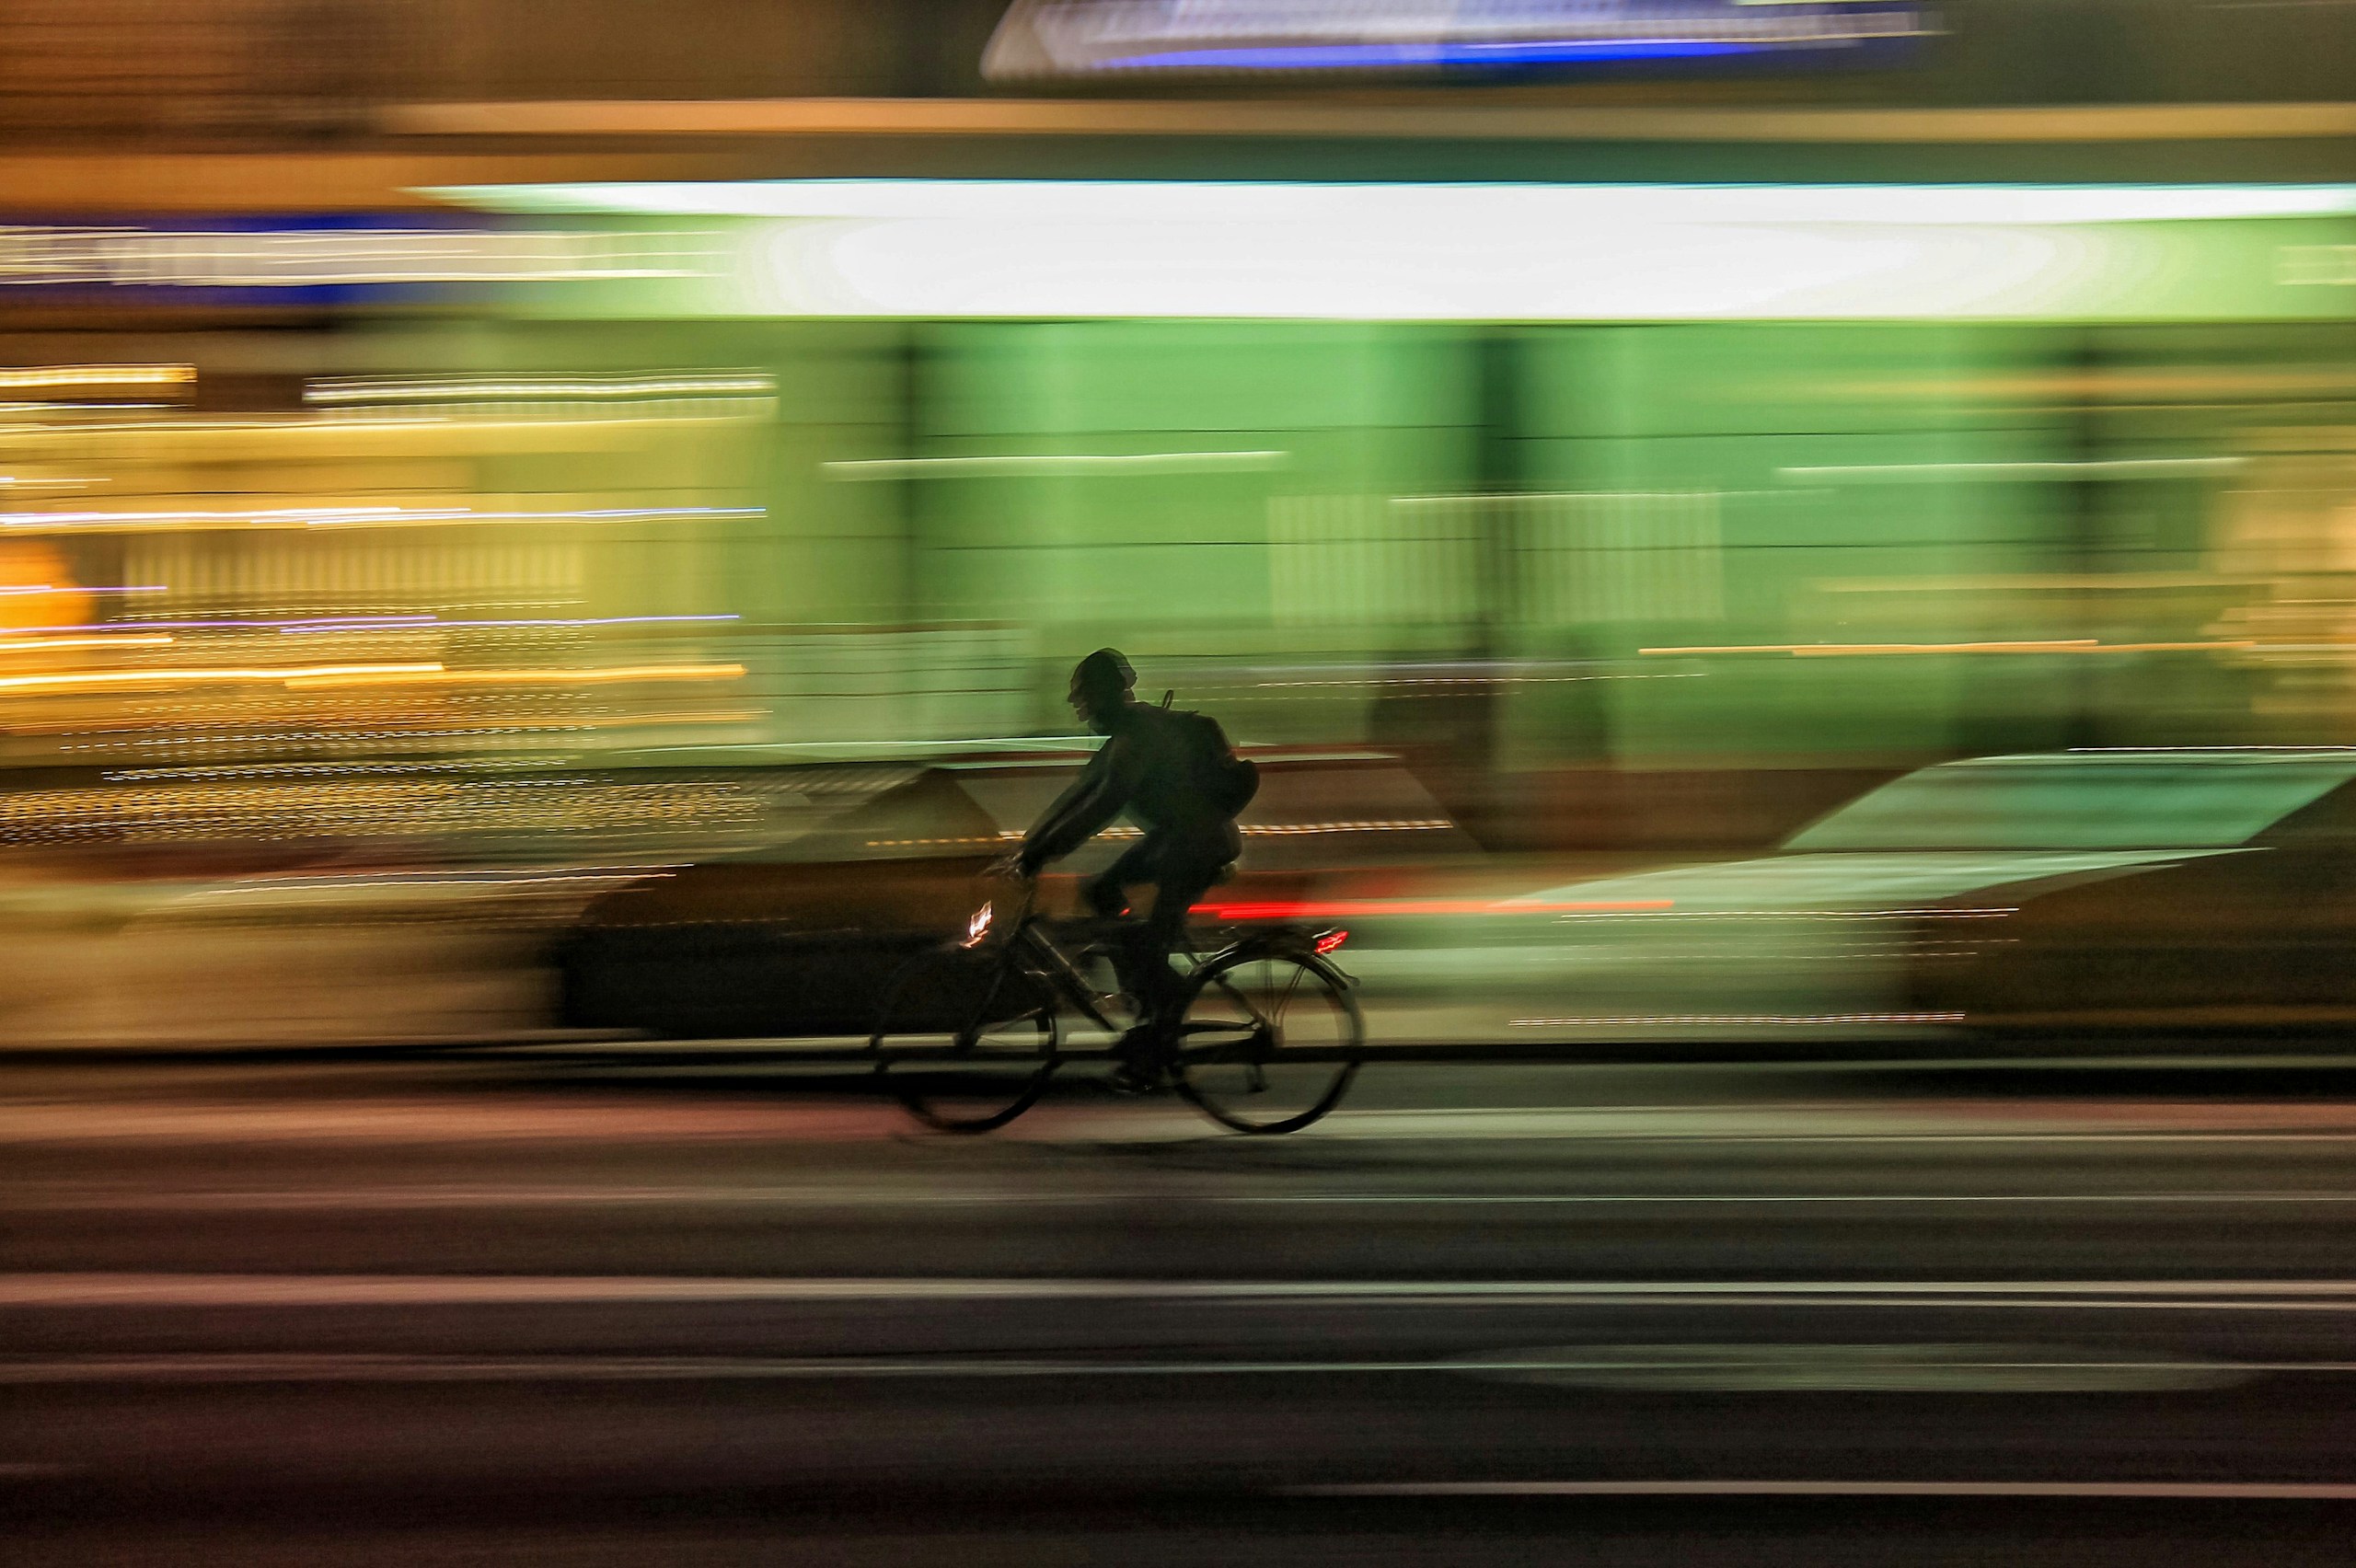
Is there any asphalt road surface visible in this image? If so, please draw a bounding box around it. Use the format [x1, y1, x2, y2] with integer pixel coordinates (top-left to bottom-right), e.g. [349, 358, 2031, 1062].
[11, 1045, 2356, 1564]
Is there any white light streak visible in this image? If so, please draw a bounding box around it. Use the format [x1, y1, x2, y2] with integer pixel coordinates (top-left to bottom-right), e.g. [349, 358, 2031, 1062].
[1509, 1012, 1968, 1027]
[18, 1274, 2356, 1306]
[306, 372, 775, 404]
[1779, 457, 2249, 481]
[0, 227, 713, 288]
[422, 180, 2356, 322]
[429, 180, 2356, 227]
[825, 450, 1288, 478]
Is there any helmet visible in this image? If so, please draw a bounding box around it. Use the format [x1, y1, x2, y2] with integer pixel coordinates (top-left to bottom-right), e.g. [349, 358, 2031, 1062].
[1071, 647, 1135, 705]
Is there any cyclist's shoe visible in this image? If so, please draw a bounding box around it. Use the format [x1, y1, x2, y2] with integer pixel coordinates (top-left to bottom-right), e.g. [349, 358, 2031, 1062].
[1103, 1060, 1168, 1096]
[1105, 1026, 1172, 1095]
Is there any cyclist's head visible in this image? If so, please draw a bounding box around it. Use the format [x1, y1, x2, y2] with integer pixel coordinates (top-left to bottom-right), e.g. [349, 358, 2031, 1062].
[1068, 648, 1135, 732]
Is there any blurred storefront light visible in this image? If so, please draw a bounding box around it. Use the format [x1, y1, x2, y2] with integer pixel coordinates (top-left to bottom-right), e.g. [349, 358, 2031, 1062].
[0, 365, 191, 392]
[0, 504, 760, 535]
[0, 223, 711, 302]
[0, 635, 173, 651]
[444, 183, 2356, 226]
[305, 372, 774, 405]
[981, 0, 1937, 79]
[427, 181, 2356, 322]
[0, 663, 445, 694]
[1778, 457, 2251, 481]
[823, 450, 1288, 478]
[279, 663, 745, 690]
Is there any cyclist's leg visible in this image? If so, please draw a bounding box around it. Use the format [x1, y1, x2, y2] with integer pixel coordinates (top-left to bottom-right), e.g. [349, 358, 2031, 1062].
[1079, 837, 1163, 1045]
[1083, 839, 1158, 921]
[1134, 849, 1231, 1037]
[1091, 838, 1227, 1085]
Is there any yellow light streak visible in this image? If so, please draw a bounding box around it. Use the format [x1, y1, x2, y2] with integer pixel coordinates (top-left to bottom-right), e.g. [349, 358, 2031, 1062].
[0, 503, 756, 535]
[0, 634, 173, 652]
[1791, 640, 2088, 657]
[1642, 640, 2258, 657]
[0, 364, 192, 390]
[282, 663, 746, 690]
[0, 663, 442, 694]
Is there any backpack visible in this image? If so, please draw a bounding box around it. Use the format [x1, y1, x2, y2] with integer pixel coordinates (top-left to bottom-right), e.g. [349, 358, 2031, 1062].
[1167, 700, 1259, 816]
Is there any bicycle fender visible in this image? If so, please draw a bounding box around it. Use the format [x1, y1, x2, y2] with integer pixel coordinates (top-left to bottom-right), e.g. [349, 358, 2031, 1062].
[1218, 932, 1356, 988]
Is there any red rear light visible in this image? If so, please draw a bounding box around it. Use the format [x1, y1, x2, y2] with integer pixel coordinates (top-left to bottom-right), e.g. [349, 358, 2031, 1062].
[1313, 928, 1349, 955]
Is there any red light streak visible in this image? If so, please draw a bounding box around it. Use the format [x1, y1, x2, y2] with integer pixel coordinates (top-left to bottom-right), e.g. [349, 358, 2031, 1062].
[1195, 897, 1675, 919]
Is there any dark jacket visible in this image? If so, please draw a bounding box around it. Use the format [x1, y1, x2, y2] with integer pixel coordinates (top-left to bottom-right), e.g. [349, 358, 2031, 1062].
[1021, 702, 1243, 870]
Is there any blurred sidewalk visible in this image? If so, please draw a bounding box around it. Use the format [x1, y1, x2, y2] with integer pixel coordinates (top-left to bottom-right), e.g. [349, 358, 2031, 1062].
[0, 855, 1695, 1054]
[0, 868, 622, 1052]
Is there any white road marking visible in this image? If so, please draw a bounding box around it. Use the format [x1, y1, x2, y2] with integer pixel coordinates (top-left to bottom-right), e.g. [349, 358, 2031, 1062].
[0, 1352, 2337, 1385]
[1317, 1135, 2356, 1145]
[19, 1186, 2356, 1211]
[1292, 1481, 2356, 1500]
[13, 1099, 2356, 1146]
[1229, 1190, 2356, 1205]
[12, 1274, 2356, 1309]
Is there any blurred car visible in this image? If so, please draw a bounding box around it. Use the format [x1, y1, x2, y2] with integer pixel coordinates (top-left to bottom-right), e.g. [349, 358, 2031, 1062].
[554, 750, 1476, 1040]
[1348, 749, 2356, 1042]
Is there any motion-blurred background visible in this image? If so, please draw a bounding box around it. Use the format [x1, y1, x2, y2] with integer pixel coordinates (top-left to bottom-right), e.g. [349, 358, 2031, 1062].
[21, 10, 2356, 1564]
[0, 0, 2353, 1044]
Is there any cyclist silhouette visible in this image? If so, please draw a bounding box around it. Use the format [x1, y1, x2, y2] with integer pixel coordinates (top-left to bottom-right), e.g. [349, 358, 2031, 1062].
[1006, 649, 1250, 1091]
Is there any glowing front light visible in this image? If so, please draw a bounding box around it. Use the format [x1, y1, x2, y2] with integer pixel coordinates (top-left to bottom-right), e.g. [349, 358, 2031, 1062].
[964, 903, 994, 949]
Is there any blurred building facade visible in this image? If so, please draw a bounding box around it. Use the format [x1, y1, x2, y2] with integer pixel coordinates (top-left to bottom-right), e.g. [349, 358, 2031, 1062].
[0, 0, 2350, 858]
[0, 0, 2348, 143]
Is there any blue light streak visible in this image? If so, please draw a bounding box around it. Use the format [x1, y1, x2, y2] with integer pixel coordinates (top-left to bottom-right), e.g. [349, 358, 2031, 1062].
[1108, 39, 1777, 71]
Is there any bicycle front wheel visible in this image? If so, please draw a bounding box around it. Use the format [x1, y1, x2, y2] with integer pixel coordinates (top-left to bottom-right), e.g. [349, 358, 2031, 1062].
[872, 946, 1061, 1133]
[1174, 949, 1363, 1135]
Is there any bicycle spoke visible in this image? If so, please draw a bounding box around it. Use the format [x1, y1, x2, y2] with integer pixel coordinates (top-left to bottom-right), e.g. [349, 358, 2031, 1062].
[1175, 948, 1362, 1135]
[872, 946, 1060, 1133]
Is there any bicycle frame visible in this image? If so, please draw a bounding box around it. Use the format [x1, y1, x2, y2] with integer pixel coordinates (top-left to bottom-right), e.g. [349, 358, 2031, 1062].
[882, 875, 1366, 1134]
[964, 880, 1126, 1036]
[962, 875, 1353, 1049]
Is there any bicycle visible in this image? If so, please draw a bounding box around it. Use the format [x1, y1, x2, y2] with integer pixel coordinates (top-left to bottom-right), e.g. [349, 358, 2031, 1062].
[869, 873, 1364, 1135]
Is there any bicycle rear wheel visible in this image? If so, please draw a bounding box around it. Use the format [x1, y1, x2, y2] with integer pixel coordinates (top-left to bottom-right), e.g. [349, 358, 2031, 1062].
[1174, 948, 1363, 1134]
[872, 946, 1061, 1133]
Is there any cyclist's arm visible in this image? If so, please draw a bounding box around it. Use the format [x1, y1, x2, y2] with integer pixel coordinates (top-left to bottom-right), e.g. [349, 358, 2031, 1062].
[1017, 739, 1137, 873]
